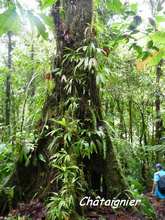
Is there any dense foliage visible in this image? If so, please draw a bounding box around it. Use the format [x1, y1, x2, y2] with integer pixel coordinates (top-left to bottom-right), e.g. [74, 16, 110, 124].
[0, 0, 165, 219]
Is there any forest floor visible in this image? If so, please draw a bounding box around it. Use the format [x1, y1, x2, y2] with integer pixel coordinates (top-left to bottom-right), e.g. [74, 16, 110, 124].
[0, 194, 165, 220]
[146, 193, 165, 220]
[85, 206, 144, 220]
[85, 193, 165, 219]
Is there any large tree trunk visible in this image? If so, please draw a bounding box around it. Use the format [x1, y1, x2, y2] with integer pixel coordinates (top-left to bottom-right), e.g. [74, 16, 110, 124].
[47, 0, 126, 198]
[0, 0, 127, 214]
[155, 60, 163, 163]
[155, 60, 163, 144]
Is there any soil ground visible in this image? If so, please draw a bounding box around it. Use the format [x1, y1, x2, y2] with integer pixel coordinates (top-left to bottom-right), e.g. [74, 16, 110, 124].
[1, 194, 165, 220]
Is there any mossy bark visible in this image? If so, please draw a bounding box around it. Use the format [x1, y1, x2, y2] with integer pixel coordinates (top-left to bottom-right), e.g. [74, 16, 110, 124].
[45, 0, 127, 198]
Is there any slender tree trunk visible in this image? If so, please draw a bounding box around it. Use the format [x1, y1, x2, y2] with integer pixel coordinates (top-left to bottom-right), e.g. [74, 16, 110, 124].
[5, 31, 12, 136]
[30, 42, 35, 96]
[109, 97, 115, 137]
[151, 102, 155, 144]
[128, 98, 133, 143]
[116, 99, 127, 139]
[140, 104, 147, 145]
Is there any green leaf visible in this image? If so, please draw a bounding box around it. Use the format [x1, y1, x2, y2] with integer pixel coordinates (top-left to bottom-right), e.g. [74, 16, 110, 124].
[150, 49, 165, 65]
[40, 14, 54, 29]
[149, 17, 156, 27]
[106, 0, 123, 13]
[147, 40, 153, 49]
[130, 3, 138, 13]
[151, 31, 165, 48]
[41, 0, 56, 8]
[129, 15, 142, 30]
[131, 43, 143, 56]
[95, 0, 100, 7]
[142, 51, 150, 60]
[156, 16, 165, 23]
[27, 11, 48, 39]
[53, 118, 67, 127]
[0, 6, 21, 35]
[38, 154, 46, 163]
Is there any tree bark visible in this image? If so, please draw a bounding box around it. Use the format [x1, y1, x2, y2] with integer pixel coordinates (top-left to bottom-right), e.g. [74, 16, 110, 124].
[128, 98, 133, 143]
[139, 103, 147, 145]
[116, 99, 127, 139]
[155, 60, 163, 145]
[154, 60, 164, 164]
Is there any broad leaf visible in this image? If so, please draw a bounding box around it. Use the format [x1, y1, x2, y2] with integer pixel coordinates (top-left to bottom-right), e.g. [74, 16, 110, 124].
[156, 15, 165, 23]
[40, 14, 54, 29]
[129, 15, 142, 30]
[151, 31, 165, 48]
[130, 3, 138, 13]
[150, 49, 165, 65]
[136, 49, 165, 70]
[27, 11, 48, 39]
[41, 0, 56, 8]
[106, 0, 123, 13]
[0, 6, 21, 36]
